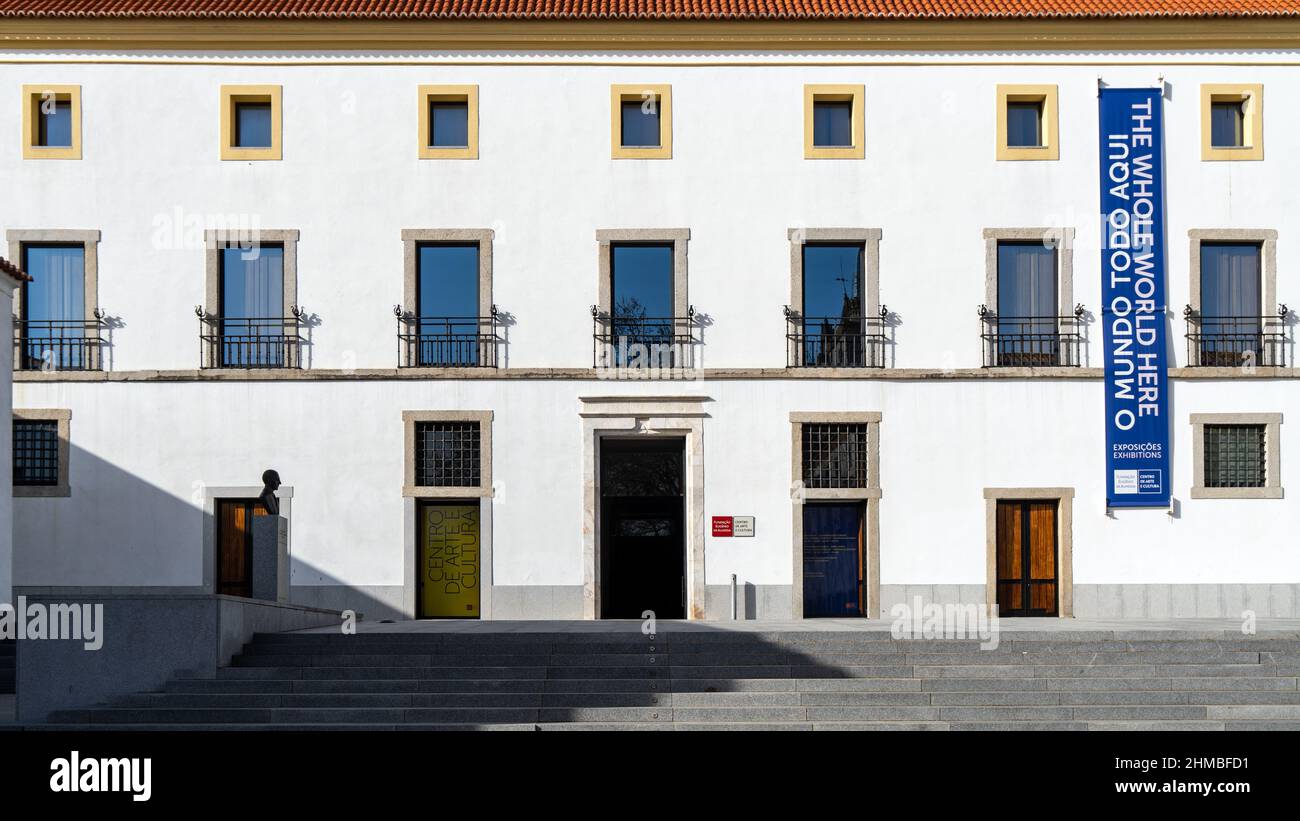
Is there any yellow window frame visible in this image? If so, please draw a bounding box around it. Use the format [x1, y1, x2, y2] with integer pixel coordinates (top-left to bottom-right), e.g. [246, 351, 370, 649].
[996, 84, 1059, 161]
[610, 84, 672, 160]
[220, 84, 282, 161]
[22, 84, 81, 160]
[1201, 83, 1263, 162]
[803, 84, 864, 160]
[419, 85, 479, 160]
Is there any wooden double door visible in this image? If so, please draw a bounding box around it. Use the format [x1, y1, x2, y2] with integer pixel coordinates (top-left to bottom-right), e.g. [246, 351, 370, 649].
[995, 500, 1058, 617]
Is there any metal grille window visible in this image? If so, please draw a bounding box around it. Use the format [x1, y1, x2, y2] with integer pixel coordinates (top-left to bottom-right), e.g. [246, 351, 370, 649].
[1204, 424, 1266, 488]
[801, 423, 869, 489]
[415, 421, 481, 487]
[13, 420, 60, 486]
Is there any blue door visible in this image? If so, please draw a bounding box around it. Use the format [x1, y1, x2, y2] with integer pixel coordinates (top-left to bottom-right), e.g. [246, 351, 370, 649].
[802, 503, 862, 617]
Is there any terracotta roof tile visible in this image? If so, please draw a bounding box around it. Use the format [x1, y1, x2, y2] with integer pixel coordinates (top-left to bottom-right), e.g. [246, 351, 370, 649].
[0, 256, 31, 284]
[0, 0, 1297, 20]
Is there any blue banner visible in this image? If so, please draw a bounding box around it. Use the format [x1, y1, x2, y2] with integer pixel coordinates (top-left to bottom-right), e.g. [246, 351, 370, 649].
[1099, 88, 1171, 508]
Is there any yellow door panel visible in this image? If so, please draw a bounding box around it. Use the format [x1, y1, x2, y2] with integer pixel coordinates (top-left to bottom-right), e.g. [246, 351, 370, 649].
[419, 503, 481, 618]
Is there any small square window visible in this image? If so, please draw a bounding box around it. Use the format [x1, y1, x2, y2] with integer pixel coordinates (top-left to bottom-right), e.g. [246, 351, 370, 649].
[415, 421, 482, 488]
[812, 101, 853, 148]
[1006, 100, 1043, 148]
[22, 85, 81, 160]
[996, 85, 1057, 161]
[1201, 84, 1263, 161]
[802, 423, 869, 489]
[13, 420, 59, 487]
[620, 99, 660, 148]
[1210, 100, 1245, 148]
[1191, 413, 1283, 500]
[429, 101, 469, 148]
[803, 85, 863, 159]
[611, 85, 672, 159]
[38, 99, 73, 148]
[419, 85, 478, 159]
[1204, 424, 1266, 489]
[220, 85, 281, 161]
[234, 102, 273, 148]
[11, 410, 71, 497]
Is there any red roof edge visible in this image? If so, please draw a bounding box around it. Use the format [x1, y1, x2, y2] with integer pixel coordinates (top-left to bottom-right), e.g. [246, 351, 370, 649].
[0, 256, 31, 285]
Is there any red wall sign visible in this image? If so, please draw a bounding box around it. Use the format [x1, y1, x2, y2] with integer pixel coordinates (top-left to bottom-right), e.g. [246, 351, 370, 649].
[711, 516, 734, 537]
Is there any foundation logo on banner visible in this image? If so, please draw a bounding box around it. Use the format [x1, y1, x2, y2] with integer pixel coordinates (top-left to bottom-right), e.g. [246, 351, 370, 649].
[1099, 86, 1171, 508]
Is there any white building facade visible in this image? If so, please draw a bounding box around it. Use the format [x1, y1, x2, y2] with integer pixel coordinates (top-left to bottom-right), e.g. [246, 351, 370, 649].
[4, 4, 1298, 621]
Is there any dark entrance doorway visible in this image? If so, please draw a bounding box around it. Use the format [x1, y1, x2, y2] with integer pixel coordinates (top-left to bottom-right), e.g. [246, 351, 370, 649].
[802, 502, 864, 617]
[599, 437, 685, 619]
[216, 498, 268, 598]
[995, 500, 1058, 616]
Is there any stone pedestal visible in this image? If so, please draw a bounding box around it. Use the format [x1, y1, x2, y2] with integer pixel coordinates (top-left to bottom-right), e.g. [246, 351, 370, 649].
[252, 514, 289, 603]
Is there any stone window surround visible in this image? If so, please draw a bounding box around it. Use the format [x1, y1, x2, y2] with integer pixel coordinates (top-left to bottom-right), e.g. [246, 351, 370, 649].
[12, 408, 72, 498]
[580, 396, 708, 620]
[595, 229, 690, 321]
[787, 227, 882, 317]
[418, 84, 479, 160]
[219, 84, 282, 161]
[6, 229, 101, 329]
[1190, 412, 1283, 500]
[983, 487, 1074, 618]
[21, 84, 82, 161]
[200, 484, 294, 594]
[400, 409, 495, 619]
[789, 412, 882, 618]
[995, 84, 1059, 162]
[401, 410, 494, 498]
[1187, 229, 1278, 320]
[610, 83, 673, 160]
[203, 228, 299, 339]
[400, 229, 494, 322]
[983, 226, 1076, 320]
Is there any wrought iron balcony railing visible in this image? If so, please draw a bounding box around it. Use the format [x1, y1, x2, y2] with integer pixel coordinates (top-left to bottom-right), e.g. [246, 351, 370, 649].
[785, 305, 888, 368]
[13, 314, 108, 371]
[1183, 305, 1289, 368]
[395, 306, 502, 368]
[197, 306, 305, 369]
[979, 305, 1086, 367]
[592, 305, 700, 370]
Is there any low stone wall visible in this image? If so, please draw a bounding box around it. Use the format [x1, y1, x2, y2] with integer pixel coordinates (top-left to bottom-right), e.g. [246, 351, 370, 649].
[14, 592, 341, 723]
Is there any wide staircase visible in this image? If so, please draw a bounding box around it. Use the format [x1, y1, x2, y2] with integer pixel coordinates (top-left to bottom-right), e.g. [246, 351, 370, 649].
[0, 639, 14, 695]
[44, 628, 1300, 730]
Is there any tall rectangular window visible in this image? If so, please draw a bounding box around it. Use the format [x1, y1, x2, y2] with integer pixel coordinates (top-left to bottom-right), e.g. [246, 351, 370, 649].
[1199, 243, 1262, 366]
[801, 244, 864, 367]
[415, 421, 482, 488]
[802, 423, 869, 489]
[219, 245, 285, 367]
[610, 243, 674, 360]
[996, 242, 1058, 366]
[13, 419, 60, 487]
[20, 244, 86, 370]
[1203, 424, 1266, 488]
[417, 244, 480, 366]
